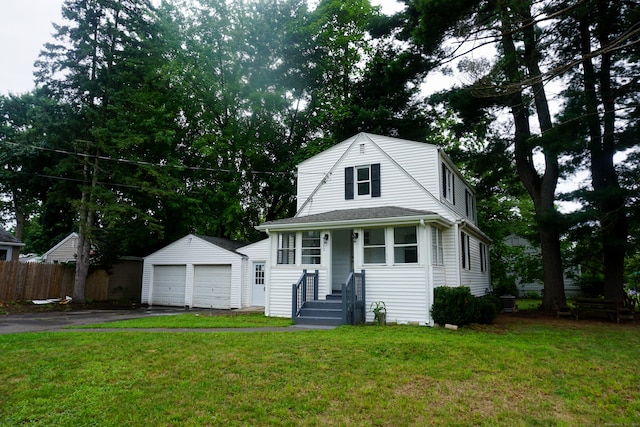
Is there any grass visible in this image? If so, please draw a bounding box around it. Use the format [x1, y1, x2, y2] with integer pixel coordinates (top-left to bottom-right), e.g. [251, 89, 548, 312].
[1, 318, 639, 426]
[72, 312, 293, 329]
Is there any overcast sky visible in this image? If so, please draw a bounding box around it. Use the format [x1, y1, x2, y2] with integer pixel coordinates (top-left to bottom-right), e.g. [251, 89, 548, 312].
[0, 0, 408, 96]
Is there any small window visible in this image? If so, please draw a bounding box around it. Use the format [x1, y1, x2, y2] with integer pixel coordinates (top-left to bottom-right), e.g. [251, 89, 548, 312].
[364, 228, 386, 264]
[442, 163, 455, 203]
[345, 164, 381, 199]
[394, 226, 418, 263]
[356, 165, 370, 196]
[461, 232, 471, 270]
[432, 227, 444, 265]
[277, 233, 296, 264]
[480, 242, 488, 272]
[465, 190, 475, 220]
[301, 231, 321, 265]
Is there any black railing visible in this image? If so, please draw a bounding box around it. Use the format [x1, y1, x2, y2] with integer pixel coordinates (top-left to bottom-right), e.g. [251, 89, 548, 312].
[292, 269, 318, 320]
[342, 270, 366, 325]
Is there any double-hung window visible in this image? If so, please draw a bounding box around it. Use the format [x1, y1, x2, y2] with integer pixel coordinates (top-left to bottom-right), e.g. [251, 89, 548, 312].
[394, 226, 418, 263]
[461, 232, 471, 270]
[301, 231, 321, 265]
[277, 233, 296, 265]
[363, 228, 386, 264]
[442, 163, 454, 204]
[432, 226, 444, 265]
[465, 189, 475, 221]
[479, 242, 488, 272]
[345, 164, 381, 199]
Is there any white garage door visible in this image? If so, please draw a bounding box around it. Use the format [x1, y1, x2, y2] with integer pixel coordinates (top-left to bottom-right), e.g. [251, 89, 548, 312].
[193, 265, 232, 309]
[151, 265, 186, 306]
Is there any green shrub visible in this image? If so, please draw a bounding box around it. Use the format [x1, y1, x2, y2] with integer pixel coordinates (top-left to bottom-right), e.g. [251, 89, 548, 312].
[432, 287, 499, 326]
[431, 287, 475, 326]
[491, 279, 518, 297]
[525, 291, 540, 299]
[476, 297, 498, 324]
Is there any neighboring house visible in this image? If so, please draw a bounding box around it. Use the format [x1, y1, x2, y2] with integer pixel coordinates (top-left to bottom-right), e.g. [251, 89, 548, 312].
[0, 228, 25, 261]
[141, 234, 268, 309]
[504, 234, 581, 297]
[256, 133, 492, 326]
[42, 232, 79, 263]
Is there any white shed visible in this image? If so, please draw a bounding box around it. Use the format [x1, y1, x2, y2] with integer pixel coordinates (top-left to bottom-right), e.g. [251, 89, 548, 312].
[141, 234, 266, 309]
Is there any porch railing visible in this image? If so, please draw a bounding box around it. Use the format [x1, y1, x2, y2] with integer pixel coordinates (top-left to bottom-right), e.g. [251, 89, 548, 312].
[341, 269, 366, 325]
[292, 269, 318, 320]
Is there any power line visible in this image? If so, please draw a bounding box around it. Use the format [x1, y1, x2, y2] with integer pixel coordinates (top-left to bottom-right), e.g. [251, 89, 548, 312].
[0, 140, 289, 177]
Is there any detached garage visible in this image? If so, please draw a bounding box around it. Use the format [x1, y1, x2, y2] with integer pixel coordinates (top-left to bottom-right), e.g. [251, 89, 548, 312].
[141, 235, 266, 309]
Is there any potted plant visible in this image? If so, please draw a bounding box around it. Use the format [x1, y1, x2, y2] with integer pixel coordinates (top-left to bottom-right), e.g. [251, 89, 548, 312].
[370, 301, 386, 325]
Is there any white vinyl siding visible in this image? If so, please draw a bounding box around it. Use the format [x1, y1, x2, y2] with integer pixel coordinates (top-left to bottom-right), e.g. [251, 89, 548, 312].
[295, 134, 456, 223]
[141, 235, 249, 309]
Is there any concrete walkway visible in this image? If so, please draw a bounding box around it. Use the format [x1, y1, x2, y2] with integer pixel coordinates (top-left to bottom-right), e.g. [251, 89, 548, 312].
[0, 307, 336, 335]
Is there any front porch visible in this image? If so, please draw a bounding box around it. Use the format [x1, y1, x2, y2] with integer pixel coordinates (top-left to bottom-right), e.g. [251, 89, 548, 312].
[292, 269, 365, 326]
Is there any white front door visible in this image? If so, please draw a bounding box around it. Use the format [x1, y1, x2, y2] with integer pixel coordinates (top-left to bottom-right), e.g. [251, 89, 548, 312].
[252, 262, 265, 306]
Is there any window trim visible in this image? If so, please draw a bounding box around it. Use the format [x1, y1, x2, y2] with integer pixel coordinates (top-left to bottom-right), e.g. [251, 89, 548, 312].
[363, 227, 386, 264]
[301, 231, 321, 265]
[432, 227, 444, 265]
[393, 226, 418, 264]
[277, 232, 296, 265]
[480, 242, 488, 272]
[356, 165, 371, 196]
[461, 231, 471, 270]
[442, 163, 455, 204]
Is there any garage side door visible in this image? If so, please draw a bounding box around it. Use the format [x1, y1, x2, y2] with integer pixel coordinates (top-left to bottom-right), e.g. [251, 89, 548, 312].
[193, 265, 231, 309]
[152, 265, 186, 306]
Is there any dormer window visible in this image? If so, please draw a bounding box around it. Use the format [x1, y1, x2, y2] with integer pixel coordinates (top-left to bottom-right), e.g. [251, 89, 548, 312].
[442, 163, 455, 204]
[357, 166, 370, 196]
[345, 164, 381, 199]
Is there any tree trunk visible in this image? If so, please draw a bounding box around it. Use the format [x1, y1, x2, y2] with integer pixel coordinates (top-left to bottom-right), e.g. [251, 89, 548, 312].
[500, 6, 566, 309]
[579, 6, 627, 303]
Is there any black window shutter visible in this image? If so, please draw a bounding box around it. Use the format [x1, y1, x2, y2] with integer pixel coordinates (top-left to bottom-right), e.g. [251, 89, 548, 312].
[452, 175, 456, 205]
[441, 163, 446, 196]
[345, 167, 354, 200]
[371, 163, 381, 197]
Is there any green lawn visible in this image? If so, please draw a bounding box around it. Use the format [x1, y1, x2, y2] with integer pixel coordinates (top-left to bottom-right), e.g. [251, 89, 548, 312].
[72, 312, 293, 329]
[1, 317, 638, 426]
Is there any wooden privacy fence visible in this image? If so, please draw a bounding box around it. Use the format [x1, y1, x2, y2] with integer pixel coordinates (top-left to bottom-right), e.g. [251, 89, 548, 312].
[0, 261, 109, 302]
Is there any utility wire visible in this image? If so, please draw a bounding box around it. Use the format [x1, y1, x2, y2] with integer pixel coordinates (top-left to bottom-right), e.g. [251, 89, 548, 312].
[0, 140, 289, 177]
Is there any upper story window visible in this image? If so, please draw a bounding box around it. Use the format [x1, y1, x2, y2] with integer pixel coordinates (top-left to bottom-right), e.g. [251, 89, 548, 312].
[479, 242, 488, 272]
[301, 231, 321, 265]
[461, 232, 471, 270]
[465, 190, 475, 221]
[442, 163, 455, 204]
[363, 228, 386, 264]
[345, 164, 381, 200]
[394, 226, 418, 263]
[277, 233, 296, 265]
[432, 226, 444, 265]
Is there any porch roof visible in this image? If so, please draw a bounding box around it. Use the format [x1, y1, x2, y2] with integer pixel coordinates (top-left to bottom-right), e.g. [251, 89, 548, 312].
[256, 206, 452, 231]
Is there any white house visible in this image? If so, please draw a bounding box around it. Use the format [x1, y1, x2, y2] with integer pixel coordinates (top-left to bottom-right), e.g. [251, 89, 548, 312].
[256, 133, 492, 326]
[141, 234, 268, 309]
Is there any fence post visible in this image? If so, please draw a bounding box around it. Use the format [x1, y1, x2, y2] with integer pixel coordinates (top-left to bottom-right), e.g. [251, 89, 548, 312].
[292, 283, 298, 322]
[361, 269, 366, 323]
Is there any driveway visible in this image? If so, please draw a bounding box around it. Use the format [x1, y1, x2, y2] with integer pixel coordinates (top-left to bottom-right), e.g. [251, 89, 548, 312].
[0, 307, 333, 334]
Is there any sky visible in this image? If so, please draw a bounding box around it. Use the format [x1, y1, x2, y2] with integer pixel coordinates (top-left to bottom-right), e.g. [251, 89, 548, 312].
[0, 0, 409, 96]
